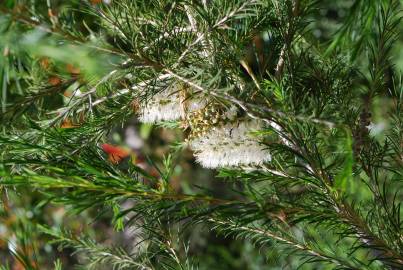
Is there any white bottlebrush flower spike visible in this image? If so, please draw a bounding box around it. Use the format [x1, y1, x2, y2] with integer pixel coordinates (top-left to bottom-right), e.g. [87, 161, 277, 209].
[137, 82, 270, 168]
[137, 83, 206, 124]
[138, 85, 183, 123]
[189, 119, 271, 168]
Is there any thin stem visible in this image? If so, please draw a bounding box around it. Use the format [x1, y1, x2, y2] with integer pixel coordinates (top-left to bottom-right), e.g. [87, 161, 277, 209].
[275, 0, 300, 79]
[209, 218, 363, 270]
[164, 68, 337, 128]
[5, 174, 236, 206]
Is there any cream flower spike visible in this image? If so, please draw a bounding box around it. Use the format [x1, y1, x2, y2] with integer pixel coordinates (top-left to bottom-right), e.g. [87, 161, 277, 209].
[138, 83, 205, 123]
[138, 87, 183, 123]
[189, 119, 271, 168]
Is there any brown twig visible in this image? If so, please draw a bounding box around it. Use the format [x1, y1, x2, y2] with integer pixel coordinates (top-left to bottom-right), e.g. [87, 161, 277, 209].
[275, 0, 300, 80]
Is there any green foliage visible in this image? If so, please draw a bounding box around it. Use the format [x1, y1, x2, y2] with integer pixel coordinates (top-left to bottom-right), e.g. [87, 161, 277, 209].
[0, 0, 402, 269]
